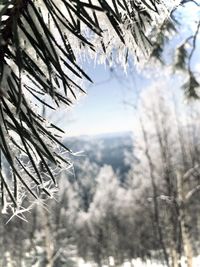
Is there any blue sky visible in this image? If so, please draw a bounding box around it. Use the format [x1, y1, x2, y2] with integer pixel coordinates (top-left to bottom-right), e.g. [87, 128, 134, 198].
[64, 62, 147, 137]
[59, 2, 200, 137]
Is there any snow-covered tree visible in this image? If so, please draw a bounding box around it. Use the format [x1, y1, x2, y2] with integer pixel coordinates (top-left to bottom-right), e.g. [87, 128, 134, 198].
[76, 165, 118, 265]
[0, 169, 80, 267]
[0, 0, 180, 212]
[127, 81, 200, 266]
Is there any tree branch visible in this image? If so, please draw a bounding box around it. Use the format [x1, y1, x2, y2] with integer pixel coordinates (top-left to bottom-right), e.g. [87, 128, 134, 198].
[185, 184, 200, 202]
[0, 0, 29, 62]
[188, 20, 200, 75]
[183, 164, 200, 183]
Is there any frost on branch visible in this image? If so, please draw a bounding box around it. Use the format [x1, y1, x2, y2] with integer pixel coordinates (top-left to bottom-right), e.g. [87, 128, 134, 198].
[0, 0, 180, 213]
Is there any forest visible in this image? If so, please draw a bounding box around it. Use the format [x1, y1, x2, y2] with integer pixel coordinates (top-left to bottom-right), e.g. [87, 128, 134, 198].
[0, 0, 200, 267]
[1, 85, 200, 267]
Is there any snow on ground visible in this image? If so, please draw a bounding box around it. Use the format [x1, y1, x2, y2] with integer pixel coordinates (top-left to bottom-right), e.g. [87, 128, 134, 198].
[78, 255, 200, 267]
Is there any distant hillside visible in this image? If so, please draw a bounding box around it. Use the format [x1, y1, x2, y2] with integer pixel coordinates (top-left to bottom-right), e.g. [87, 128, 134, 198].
[64, 132, 133, 183]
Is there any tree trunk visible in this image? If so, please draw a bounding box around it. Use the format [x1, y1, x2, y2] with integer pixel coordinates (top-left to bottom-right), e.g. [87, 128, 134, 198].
[139, 115, 169, 267]
[43, 209, 55, 267]
[177, 171, 193, 267]
[170, 247, 179, 267]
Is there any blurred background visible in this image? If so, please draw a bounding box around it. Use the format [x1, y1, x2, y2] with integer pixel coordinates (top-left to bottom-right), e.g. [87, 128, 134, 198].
[0, 2, 200, 267]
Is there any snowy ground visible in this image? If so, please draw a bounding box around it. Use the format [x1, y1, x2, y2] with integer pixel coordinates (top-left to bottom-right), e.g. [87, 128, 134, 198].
[78, 255, 200, 267]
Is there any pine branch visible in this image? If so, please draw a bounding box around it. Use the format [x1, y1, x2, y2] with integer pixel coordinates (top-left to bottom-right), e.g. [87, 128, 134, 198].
[0, 0, 29, 62]
[0, 0, 180, 212]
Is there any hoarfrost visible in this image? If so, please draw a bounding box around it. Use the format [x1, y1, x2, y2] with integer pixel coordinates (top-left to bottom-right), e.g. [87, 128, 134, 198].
[0, 0, 180, 213]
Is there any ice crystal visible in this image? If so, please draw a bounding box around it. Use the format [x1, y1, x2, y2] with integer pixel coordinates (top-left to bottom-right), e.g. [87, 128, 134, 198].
[0, 0, 180, 214]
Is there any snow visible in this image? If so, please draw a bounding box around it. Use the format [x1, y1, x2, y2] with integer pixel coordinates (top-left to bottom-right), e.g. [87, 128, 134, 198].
[78, 258, 92, 267]
[77, 256, 200, 267]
